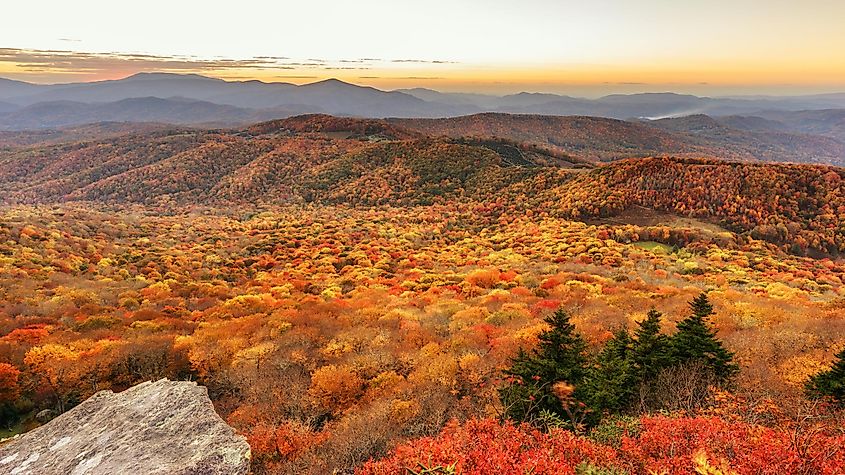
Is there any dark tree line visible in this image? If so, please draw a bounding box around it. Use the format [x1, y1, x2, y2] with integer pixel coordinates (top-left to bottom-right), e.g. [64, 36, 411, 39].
[806, 347, 845, 405]
[500, 292, 739, 430]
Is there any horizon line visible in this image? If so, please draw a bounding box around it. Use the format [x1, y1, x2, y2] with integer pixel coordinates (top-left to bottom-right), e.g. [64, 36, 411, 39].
[3, 72, 845, 100]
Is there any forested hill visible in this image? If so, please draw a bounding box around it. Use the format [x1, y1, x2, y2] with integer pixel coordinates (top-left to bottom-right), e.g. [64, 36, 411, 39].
[392, 113, 845, 166]
[543, 157, 845, 256]
[0, 114, 842, 256]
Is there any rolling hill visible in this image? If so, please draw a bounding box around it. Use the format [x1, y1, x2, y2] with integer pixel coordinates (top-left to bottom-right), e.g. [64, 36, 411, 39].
[752, 109, 845, 142]
[540, 156, 845, 255]
[399, 88, 845, 118]
[393, 113, 845, 165]
[0, 115, 559, 207]
[392, 113, 703, 161]
[678, 110, 845, 145]
[0, 114, 841, 255]
[0, 77, 42, 100]
[0, 122, 187, 149]
[642, 114, 845, 165]
[0, 100, 17, 114]
[0, 97, 311, 130]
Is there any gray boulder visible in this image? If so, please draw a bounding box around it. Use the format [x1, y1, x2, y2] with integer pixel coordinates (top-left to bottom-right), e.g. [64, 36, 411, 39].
[0, 379, 250, 474]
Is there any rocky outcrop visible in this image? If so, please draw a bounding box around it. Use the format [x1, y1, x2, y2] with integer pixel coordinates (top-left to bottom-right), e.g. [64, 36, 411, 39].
[0, 379, 250, 475]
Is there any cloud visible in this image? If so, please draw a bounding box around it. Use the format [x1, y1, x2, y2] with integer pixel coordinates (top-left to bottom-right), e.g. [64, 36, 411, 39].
[358, 76, 444, 80]
[390, 59, 458, 64]
[0, 49, 463, 85]
[0, 48, 416, 79]
[603, 81, 647, 85]
[0, 48, 303, 74]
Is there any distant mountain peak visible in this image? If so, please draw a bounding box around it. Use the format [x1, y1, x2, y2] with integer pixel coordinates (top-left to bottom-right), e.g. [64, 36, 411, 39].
[308, 78, 353, 86]
[121, 72, 222, 82]
[0, 77, 34, 85]
[600, 92, 699, 100]
[401, 87, 438, 93]
[512, 92, 555, 97]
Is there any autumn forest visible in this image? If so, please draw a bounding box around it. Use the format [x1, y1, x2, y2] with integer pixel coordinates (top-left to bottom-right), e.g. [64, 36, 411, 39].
[0, 112, 844, 474]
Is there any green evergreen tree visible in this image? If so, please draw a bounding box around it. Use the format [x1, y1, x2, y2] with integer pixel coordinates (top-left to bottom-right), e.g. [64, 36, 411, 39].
[806, 347, 845, 405]
[632, 309, 672, 381]
[581, 327, 638, 418]
[669, 292, 738, 382]
[499, 308, 588, 425]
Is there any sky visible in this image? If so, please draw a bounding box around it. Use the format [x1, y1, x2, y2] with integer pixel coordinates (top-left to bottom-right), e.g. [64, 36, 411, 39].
[1, 0, 844, 97]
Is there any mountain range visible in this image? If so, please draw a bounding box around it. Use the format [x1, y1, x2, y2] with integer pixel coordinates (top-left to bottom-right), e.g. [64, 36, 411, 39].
[2, 73, 845, 126]
[0, 74, 466, 120]
[1, 73, 844, 166]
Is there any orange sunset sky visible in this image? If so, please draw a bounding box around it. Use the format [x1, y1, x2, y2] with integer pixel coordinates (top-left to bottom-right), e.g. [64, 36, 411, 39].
[2, 0, 844, 96]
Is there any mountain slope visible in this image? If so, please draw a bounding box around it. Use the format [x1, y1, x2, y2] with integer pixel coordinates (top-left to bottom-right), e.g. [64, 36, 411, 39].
[751, 109, 845, 142]
[0, 122, 187, 149]
[0, 127, 546, 207]
[0, 114, 842, 256]
[0, 96, 333, 130]
[394, 113, 845, 165]
[543, 156, 845, 255]
[399, 89, 845, 118]
[0, 77, 44, 100]
[392, 113, 701, 161]
[244, 114, 420, 139]
[396, 88, 493, 108]
[0, 97, 267, 129]
[285, 79, 466, 117]
[5, 72, 281, 106]
[0, 100, 18, 113]
[644, 114, 845, 165]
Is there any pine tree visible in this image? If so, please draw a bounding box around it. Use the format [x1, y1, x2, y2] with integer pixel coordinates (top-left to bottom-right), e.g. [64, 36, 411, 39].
[500, 308, 588, 425]
[806, 347, 845, 405]
[669, 292, 738, 382]
[581, 327, 637, 418]
[632, 309, 672, 381]
[532, 308, 588, 383]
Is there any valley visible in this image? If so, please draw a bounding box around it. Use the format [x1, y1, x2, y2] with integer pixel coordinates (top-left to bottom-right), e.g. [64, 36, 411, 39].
[0, 111, 843, 474]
